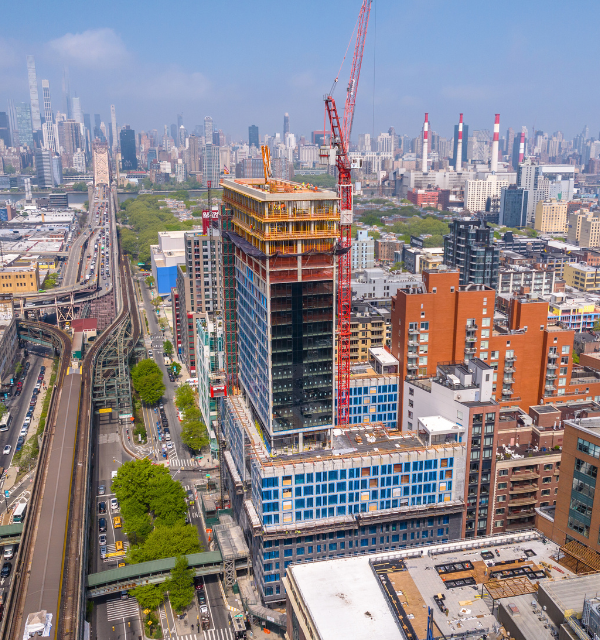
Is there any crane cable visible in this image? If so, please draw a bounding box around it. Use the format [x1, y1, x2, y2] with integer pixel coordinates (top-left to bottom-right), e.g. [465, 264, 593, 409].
[329, 10, 361, 98]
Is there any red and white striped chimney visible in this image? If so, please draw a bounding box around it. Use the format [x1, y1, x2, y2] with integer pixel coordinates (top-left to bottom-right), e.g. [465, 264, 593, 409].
[518, 131, 525, 164]
[455, 113, 463, 172]
[422, 113, 429, 173]
[491, 113, 500, 173]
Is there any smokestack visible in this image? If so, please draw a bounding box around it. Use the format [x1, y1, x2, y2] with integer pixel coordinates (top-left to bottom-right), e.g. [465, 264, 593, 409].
[491, 114, 500, 174]
[422, 113, 429, 173]
[518, 132, 525, 164]
[455, 113, 463, 172]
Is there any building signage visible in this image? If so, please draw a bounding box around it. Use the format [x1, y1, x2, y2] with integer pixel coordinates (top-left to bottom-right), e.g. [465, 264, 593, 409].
[410, 235, 424, 248]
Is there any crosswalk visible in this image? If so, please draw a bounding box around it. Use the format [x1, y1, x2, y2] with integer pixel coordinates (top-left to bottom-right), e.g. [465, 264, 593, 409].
[204, 629, 234, 640]
[106, 598, 140, 622]
[168, 457, 198, 467]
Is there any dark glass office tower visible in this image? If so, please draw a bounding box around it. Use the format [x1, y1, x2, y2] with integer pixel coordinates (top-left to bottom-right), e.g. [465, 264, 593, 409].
[119, 125, 137, 170]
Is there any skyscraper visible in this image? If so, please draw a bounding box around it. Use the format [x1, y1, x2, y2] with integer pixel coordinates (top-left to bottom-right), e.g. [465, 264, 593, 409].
[35, 149, 54, 188]
[7, 100, 18, 147]
[16, 103, 33, 149]
[62, 67, 72, 119]
[26, 55, 42, 132]
[72, 97, 83, 125]
[248, 125, 259, 149]
[119, 125, 137, 170]
[41, 80, 56, 152]
[188, 135, 200, 173]
[283, 112, 290, 136]
[177, 113, 183, 129]
[170, 124, 178, 142]
[451, 122, 469, 168]
[93, 114, 104, 141]
[110, 105, 117, 152]
[0, 113, 10, 147]
[204, 116, 213, 142]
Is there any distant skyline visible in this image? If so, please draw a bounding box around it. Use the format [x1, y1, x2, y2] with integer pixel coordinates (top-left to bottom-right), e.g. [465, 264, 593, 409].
[1, 0, 599, 141]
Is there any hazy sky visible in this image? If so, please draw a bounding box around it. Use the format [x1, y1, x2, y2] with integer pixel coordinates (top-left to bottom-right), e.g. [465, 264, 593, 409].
[1, 0, 598, 142]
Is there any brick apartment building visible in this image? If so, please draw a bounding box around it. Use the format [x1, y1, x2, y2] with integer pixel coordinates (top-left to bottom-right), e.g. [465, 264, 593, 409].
[391, 269, 600, 416]
[407, 188, 439, 208]
[536, 411, 600, 554]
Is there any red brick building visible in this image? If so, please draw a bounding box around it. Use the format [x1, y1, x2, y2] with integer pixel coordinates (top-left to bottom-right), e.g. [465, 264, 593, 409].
[391, 269, 600, 415]
[407, 188, 439, 208]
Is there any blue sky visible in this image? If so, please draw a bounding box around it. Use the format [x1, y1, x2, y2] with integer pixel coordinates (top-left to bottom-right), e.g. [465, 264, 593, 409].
[1, 0, 598, 142]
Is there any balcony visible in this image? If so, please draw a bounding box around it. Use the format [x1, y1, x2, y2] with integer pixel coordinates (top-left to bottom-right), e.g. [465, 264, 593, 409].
[466, 323, 478, 331]
[503, 376, 515, 384]
[506, 509, 536, 520]
[407, 362, 418, 370]
[509, 484, 538, 494]
[504, 365, 516, 373]
[511, 471, 540, 481]
[408, 328, 419, 336]
[547, 362, 558, 370]
[505, 354, 517, 363]
[408, 340, 418, 347]
[545, 384, 556, 392]
[507, 496, 538, 507]
[546, 372, 557, 380]
[465, 346, 477, 354]
[548, 352, 559, 361]
[501, 388, 513, 396]
[465, 336, 477, 343]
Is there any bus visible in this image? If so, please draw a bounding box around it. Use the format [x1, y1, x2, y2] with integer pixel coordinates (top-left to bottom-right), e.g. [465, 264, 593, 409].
[13, 502, 27, 523]
[0, 413, 11, 432]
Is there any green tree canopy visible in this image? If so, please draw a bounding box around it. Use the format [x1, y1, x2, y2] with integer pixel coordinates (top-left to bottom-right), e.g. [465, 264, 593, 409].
[165, 555, 195, 613]
[72, 181, 88, 192]
[131, 359, 165, 405]
[145, 275, 155, 288]
[171, 362, 182, 376]
[127, 523, 201, 564]
[148, 474, 188, 526]
[180, 419, 208, 452]
[112, 458, 170, 505]
[175, 385, 196, 411]
[130, 583, 165, 610]
[163, 340, 174, 357]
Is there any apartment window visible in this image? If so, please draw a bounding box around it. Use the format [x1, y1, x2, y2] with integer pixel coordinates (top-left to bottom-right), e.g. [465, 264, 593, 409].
[498, 482, 507, 490]
[491, 351, 499, 360]
[562, 345, 570, 354]
[420, 334, 428, 343]
[497, 495, 506, 502]
[482, 318, 491, 327]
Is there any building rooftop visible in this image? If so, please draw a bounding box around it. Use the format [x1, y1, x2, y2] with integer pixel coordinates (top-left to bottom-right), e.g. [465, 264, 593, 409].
[222, 177, 338, 201]
[287, 531, 569, 640]
[370, 347, 398, 367]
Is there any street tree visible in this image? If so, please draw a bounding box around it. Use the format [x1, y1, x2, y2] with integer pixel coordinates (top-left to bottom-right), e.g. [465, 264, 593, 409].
[148, 474, 188, 526]
[165, 556, 195, 614]
[163, 340, 174, 357]
[127, 522, 201, 564]
[175, 385, 196, 411]
[130, 583, 165, 610]
[170, 362, 182, 376]
[112, 458, 170, 505]
[181, 419, 208, 452]
[145, 275, 155, 288]
[131, 359, 165, 405]
[121, 496, 153, 543]
[151, 296, 162, 310]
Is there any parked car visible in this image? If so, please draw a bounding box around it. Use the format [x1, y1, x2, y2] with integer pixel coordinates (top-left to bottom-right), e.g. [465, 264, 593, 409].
[98, 501, 106, 514]
[2, 446, 10, 455]
[110, 498, 119, 512]
[1, 563, 11, 578]
[98, 518, 107, 533]
[100, 545, 107, 559]
[98, 485, 106, 495]
[99, 534, 107, 545]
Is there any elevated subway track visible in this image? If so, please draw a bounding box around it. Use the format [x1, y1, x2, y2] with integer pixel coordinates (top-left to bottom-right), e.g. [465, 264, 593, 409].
[57, 253, 141, 640]
[1, 321, 72, 640]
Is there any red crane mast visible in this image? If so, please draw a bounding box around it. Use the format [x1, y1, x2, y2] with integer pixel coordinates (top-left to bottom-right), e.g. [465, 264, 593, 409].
[324, 0, 372, 428]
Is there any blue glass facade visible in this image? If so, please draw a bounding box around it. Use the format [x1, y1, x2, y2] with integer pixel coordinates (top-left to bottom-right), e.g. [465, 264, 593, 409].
[337, 381, 398, 428]
[235, 262, 270, 432]
[156, 265, 178, 296]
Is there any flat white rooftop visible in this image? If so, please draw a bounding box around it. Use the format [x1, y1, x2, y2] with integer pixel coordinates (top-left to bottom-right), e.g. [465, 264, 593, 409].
[289, 554, 402, 640]
[419, 415, 463, 433]
[370, 347, 399, 366]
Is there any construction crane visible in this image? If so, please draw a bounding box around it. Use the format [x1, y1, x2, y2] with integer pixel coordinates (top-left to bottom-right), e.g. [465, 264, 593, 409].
[322, 0, 372, 428]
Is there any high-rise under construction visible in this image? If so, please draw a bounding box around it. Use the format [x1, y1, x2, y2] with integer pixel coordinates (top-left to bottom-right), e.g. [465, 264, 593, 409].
[221, 177, 340, 454]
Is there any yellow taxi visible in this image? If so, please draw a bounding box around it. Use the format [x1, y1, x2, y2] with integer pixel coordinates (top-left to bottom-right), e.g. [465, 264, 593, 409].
[115, 540, 124, 551]
[113, 516, 122, 528]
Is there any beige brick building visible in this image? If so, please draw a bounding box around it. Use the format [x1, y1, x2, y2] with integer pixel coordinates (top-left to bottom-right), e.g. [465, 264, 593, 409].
[534, 198, 568, 234]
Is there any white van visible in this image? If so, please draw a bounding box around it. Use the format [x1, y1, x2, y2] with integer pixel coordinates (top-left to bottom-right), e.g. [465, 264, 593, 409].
[3, 545, 14, 559]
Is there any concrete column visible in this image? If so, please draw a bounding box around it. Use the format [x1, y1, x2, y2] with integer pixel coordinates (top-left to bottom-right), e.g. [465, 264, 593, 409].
[298, 431, 303, 453]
